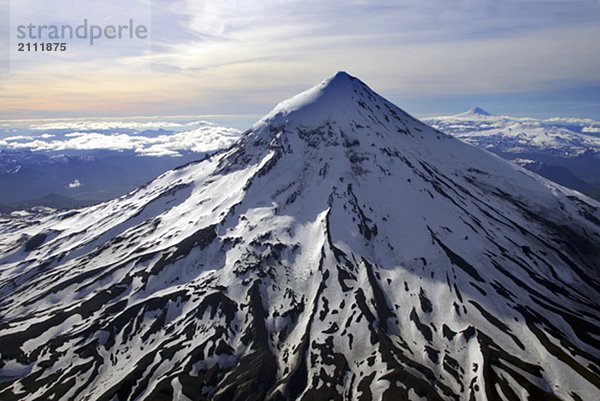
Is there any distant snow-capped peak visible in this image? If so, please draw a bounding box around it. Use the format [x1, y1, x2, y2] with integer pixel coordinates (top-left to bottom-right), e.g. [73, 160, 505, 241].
[455, 106, 493, 118]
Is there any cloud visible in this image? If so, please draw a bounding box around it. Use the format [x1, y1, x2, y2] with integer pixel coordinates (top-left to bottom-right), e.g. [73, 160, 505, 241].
[545, 117, 599, 125]
[0, 120, 241, 156]
[4, 135, 34, 141]
[29, 120, 207, 131]
[583, 126, 600, 133]
[136, 127, 240, 156]
[68, 179, 81, 189]
[166, 0, 600, 43]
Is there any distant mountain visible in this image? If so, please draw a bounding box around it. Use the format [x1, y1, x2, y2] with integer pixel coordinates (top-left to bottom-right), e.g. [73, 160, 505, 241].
[512, 159, 594, 193]
[455, 106, 493, 118]
[423, 112, 600, 200]
[423, 112, 600, 156]
[0, 72, 599, 401]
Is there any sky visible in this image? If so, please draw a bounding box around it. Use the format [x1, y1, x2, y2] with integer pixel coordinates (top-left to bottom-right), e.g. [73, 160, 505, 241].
[0, 0, 599, 124]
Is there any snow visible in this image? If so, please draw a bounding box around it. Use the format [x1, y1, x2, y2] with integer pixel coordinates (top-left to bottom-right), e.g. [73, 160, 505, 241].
[424, 109, 600, 156]
[256, 71, 368, 129]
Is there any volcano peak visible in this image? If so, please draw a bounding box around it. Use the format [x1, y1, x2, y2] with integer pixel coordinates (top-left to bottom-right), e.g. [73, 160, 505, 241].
[256, 71, 379, 128]
[455, 106, 493, 118]
[321, 70, 356, 90]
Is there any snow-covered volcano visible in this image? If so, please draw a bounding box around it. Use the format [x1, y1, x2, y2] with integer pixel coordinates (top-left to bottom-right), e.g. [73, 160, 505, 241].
[0, 72, 599, 401]
[455, 107, 493, 118]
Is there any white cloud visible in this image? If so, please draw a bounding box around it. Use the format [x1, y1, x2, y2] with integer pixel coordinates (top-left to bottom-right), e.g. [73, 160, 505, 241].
[68, 179, 81, 189]
[545, 117, 598, 124]
[136, 126, 240, 156]
[4, 135, 34, 141]
[143, 2, 600, 99]
[0, 120, 241, 156]
[30, 120, 209, 131]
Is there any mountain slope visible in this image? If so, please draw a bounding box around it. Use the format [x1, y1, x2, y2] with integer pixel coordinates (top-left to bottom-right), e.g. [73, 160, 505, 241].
[0, 72, 599, 401]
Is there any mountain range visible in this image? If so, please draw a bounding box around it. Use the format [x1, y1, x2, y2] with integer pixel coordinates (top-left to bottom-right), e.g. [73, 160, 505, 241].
[424, 109, 600, 201]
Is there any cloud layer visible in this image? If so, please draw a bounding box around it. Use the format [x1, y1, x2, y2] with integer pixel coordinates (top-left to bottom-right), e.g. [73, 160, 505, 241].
[0, 119, 240, 157]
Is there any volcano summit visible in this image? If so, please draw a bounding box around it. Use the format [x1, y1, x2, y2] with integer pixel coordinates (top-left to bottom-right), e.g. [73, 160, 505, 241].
[0, 72, 599, 401]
